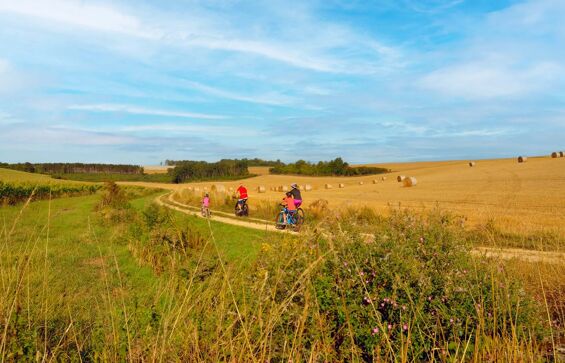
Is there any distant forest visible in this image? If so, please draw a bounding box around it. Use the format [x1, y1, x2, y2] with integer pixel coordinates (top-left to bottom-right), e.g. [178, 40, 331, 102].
[165, 158, 283, 167]
[0, 163, 143, 175]
[171, 159, 250, 183]
[269, 158, 389, 176]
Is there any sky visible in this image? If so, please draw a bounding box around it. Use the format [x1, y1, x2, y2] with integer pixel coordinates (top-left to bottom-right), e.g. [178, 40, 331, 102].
[0, 0, 564, 164]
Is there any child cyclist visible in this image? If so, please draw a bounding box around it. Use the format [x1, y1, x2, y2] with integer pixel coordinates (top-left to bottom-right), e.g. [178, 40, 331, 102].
[201, 193, 210, 217]
[235, 183, 248, 211]
[281, 191, 297, 224]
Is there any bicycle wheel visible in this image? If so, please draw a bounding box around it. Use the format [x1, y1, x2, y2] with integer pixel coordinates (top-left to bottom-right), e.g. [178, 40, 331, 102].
[234, 201, 240, 216]
[293, 212, 303, 232]
[296, 208, 305, 222]
[275, 212, 286, 229]
[242, 203, 249, 216]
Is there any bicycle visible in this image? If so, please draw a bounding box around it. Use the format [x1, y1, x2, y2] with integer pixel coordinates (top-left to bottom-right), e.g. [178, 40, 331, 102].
[275, 205, 305, 231]
[234, 197, 249, 217]
[201, 205, 211, 218]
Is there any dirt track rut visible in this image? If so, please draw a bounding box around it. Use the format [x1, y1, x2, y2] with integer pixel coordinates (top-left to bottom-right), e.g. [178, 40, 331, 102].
[156, 193, 564, 264]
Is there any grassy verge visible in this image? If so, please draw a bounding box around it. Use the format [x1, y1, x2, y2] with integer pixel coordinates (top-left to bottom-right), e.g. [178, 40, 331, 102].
[0, 185, 561, 361]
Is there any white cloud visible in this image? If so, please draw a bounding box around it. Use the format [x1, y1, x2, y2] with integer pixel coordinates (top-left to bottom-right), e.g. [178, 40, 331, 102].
[182, 81, 295, 106]
[0, 0, 401, 74]
[0, 0, 156, 38]
[419, 62, 562, 99]
[68, 104, 227, 120]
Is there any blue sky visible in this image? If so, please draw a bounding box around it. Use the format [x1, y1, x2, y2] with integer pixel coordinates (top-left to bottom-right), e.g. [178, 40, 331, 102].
[0, 0, 563, 164]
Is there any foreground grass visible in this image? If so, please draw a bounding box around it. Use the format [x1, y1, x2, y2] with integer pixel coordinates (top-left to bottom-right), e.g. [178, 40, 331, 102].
[0, 187, 561, 361]
[0, 192, 284, 360]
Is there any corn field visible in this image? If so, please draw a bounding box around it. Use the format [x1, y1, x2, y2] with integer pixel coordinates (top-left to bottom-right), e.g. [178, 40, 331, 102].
[0, 181, 100, 205]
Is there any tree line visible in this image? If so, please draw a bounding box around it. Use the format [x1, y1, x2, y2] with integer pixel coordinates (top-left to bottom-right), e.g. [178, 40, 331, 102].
[0, 163, 144, 175]
[171, 159, 250, 183]
[269, 157, 389, 176]
[165, 158, 283, 167]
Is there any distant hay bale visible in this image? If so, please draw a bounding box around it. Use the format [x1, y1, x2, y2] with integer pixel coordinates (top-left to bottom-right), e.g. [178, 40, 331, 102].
[403, 177, 417, 187]
[372, 179, 378, 184]
[228, 187, 234, 193]
[339, 183, 345, 188]
[194, 187, 200, 192]
[551, 152, 558, 158]
[211, 184, 226, 192]
[359, 181, 364, 185]
[257, 186, 266, 193]
[325, 184, 333, 189]
[278, 185, 289, 192]
[560, 151, 564, 157]
[382, 176, 387, 181]
[397, 175, 406, 182]
[187, 186, 194, 191]
[304, 184, 312, 191]
[469, 161, 476, 167]
[518, 156, 527, 163]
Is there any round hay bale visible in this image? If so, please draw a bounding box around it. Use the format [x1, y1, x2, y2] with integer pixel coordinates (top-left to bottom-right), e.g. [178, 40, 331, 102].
[359, 181, 364, 185]
[257, 186, 266, 193]
[211, 184, 226, 192]
[325, 184, 333, 189]
[403, 177, 417, 187]
[397, 175, 406, 182]
[228, 187, 234, 193]
[469, 161, 476, 167]
[381, 176, 387, 181]
[338, 183, 345, 188]
[551, 152, 558, 158]
[372, 179, 378, 184]
[278, 185, 289, 192]
[194, 187, 201, 192]
[304, 184, 313, 191]
[518, 156, 527, 163]
[187, 186, 194, 192]
[560, 151, 564, 157]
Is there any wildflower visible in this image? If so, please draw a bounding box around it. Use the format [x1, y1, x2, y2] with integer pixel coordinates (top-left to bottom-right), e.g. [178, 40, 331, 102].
[380, 303, 385, 308]
[403, 324, 408, 331]
[343, 261, 348, 267]
[449, 318, 454, 324]
[402, 305, 407, 311]
[360, 271, 365, 276]
[428, 296, 432, 301]
[371, 327, 379, 335]
[419, 237, 424, 243]
[387, 324, 392, 330]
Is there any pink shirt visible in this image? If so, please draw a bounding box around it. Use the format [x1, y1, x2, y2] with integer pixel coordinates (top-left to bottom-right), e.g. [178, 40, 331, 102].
[202, 196, 210, 207]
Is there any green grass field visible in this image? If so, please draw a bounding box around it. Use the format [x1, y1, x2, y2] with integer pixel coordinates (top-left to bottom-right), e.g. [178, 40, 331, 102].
[0, 180, 562, 361]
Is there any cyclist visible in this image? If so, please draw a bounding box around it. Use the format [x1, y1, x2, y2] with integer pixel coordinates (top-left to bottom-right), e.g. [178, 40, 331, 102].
[235, 183, 248, 212]
[201, 193, 210, 217]
[281, 191, 296, 224]
[289, 183, 302, 208]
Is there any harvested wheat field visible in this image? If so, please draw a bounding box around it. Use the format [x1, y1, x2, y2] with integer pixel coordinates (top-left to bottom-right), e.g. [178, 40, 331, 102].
[125, 156, 565, 238]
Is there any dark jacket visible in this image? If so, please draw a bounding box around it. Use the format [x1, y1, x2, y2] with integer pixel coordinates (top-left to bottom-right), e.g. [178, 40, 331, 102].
[290, 188, 302, 200]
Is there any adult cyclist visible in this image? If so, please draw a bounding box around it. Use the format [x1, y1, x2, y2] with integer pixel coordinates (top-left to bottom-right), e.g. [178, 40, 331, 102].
[235, 183, 248, 212]
[290, 183, 302, 208]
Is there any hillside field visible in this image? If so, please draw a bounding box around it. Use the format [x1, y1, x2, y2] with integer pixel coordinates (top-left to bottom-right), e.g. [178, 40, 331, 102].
[130, 157, 565, 239]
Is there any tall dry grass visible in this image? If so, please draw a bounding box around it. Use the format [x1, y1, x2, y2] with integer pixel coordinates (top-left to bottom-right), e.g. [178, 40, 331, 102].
[0, 186, 562, 361]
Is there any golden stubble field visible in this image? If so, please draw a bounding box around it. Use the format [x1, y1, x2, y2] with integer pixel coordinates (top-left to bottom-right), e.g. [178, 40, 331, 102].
[136, 157, 565, 237]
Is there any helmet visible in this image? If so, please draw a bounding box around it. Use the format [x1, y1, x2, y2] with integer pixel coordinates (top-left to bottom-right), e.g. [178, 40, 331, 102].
[205, 193, 209, 197]
[291, 183, 298, 189]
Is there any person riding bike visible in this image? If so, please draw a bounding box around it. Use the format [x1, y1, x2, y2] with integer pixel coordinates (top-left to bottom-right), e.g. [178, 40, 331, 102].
[281, 191, 296, 224]
[201, 193, 210, 217]
[235, 183, 248, 211]
[289, 183, 302, 208]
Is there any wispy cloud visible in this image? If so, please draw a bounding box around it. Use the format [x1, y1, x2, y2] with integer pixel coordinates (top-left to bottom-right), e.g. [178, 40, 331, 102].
[182, 80, 295, 106]
[68, 104, 227, 120]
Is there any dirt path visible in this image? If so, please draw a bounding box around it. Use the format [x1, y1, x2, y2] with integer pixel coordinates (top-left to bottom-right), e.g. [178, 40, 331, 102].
[155, 192, 291, 234]
[156, 193, 564, 264]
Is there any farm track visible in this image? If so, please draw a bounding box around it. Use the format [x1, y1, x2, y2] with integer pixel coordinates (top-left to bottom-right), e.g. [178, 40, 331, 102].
[155, 192, 290, 234]
[156, 193, 565, 265]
